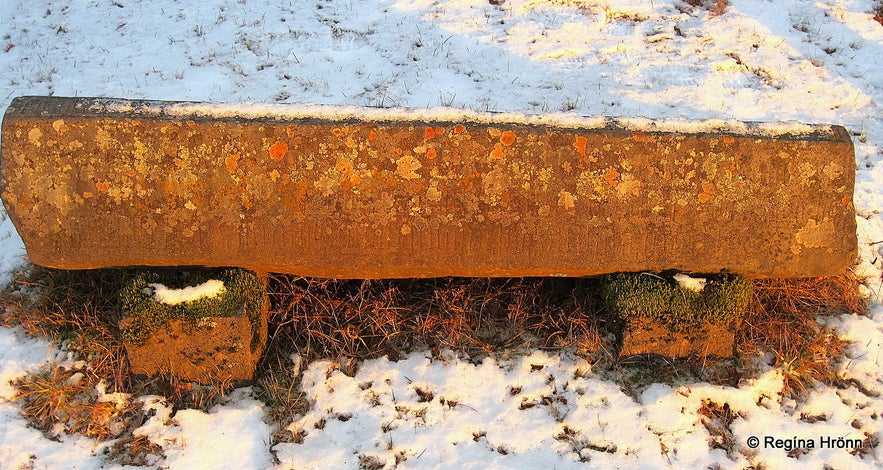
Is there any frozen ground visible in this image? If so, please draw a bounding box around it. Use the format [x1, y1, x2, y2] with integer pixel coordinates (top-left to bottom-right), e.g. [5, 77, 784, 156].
[0, 0, 882, 468]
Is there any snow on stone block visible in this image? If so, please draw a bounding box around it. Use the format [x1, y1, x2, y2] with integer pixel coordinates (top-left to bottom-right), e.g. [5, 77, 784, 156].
[0, 96, 857, 278]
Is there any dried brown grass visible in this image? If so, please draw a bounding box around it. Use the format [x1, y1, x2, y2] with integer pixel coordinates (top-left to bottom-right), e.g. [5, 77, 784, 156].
[739, 271, 867, 396]
[1, 266, 133, 391]
[0, 265, 235, 410]
[13, 364, 136, 441]
[0, 263, 870, 453]
[265, 276, 609, 364]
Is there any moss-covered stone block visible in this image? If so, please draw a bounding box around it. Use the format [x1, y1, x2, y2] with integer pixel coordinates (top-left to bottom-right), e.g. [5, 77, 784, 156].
[119, 268, 268, 383]
[600, 272, 753, 357]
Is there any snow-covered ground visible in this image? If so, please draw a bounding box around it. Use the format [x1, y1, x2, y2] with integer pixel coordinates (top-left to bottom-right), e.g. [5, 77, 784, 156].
[1, 0, 882, 468]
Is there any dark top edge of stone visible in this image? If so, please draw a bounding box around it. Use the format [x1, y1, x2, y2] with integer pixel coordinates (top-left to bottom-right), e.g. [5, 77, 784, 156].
[4, 95, 851, 142]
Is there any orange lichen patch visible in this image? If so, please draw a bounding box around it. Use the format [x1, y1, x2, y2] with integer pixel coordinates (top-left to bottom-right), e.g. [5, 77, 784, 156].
[332, 127, 344, 137]
[573, 135, 588, 156]
[396, 147, 403, 155]
[335, 161, 354, 174]
[95, 182, 110, 192]
[368, 130, 378, 141]
[426, 148, 437, 159]
[269, 142, 287, 161]
[82, 191, 93, 199]
[698, 192, 713, 203]
[396, 155, 422, 179]
[226, 153, 240, 173]
[453, 124, 466, 134]
[843, 195, 852, 206]
[461, 173, 480, 190]
[126, 170, 136, 177]
[603, 168, 620, 187]
[350, 174, 362, 185]
[722, 136, 735, 144]
[424, 127, 436, 140]
[701, 182, 715, 195]
[500, 131, 516, 147]
[490, 143, 505, 160]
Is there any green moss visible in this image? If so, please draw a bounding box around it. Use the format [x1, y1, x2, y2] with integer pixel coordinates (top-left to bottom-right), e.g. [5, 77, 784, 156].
[119, 268, 266, 350]
[599, 272, 753, 333]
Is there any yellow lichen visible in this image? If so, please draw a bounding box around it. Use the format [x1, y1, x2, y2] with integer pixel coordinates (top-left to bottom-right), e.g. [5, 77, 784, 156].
[616, 175, 643, 198]
[52, 119, 67, 134]
[396, 155, 422, 179]
[426, 184, 442, 202]
[557, 190, 577, 210]
[28, 128, 43, 147]
[794, 218, 836, 251]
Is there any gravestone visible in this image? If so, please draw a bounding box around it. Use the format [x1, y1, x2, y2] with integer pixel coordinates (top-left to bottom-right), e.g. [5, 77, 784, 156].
[0, 96, 856, 279]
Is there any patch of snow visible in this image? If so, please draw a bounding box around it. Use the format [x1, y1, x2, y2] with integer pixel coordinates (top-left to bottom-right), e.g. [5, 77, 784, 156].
[673, 273, 707, 293]
[90, 98, 839, 137]
[141, 389, 273, 470]
[146, 280, 226, 306]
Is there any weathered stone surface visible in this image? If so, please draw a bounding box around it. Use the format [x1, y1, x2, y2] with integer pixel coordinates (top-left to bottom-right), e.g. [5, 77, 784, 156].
[119, 272, 269, 383]
[1, 96, 857, 278]
[619, 318, 735, 358]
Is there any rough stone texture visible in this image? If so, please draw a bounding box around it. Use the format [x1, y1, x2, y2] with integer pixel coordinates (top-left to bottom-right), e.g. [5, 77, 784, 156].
[619, 318, 735, 358]
[120, 273, 269, 383]
[1, 96, 857, 278]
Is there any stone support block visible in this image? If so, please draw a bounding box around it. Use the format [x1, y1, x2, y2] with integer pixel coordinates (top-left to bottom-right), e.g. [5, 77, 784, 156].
[118, 269, 268, 383]
[619, 318, 736, 358]
[1, 96, 857, 278]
